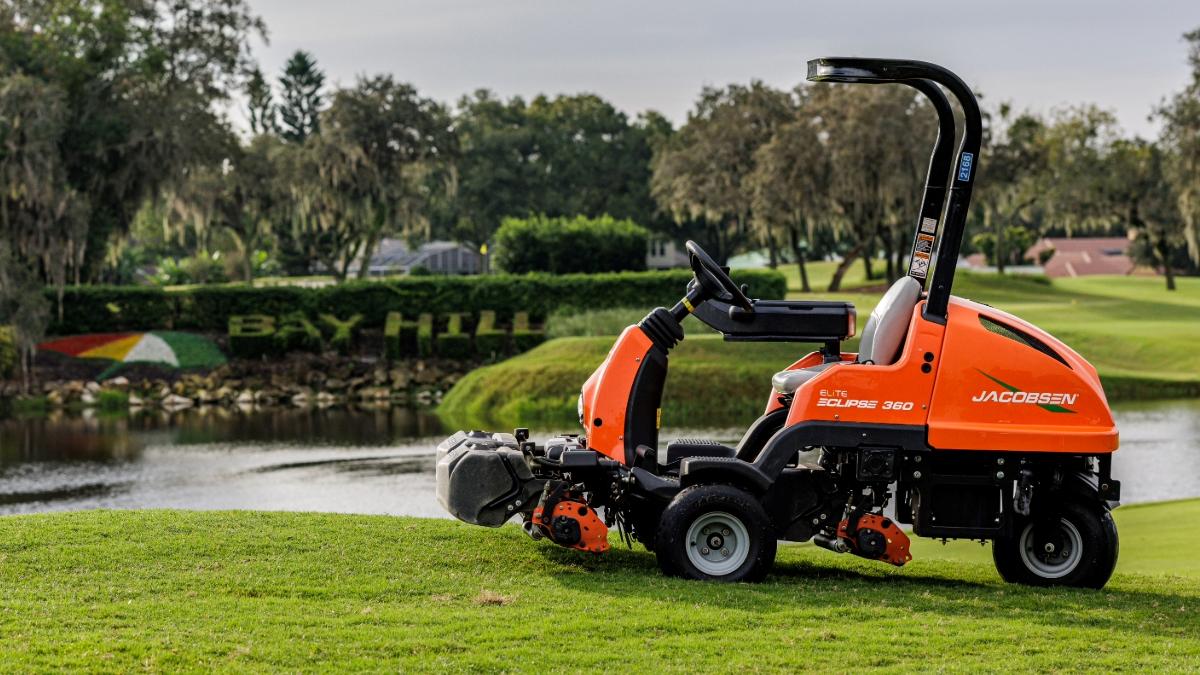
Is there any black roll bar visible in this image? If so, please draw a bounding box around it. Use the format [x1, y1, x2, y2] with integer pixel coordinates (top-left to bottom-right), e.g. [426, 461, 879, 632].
[806, 57, 982, 322]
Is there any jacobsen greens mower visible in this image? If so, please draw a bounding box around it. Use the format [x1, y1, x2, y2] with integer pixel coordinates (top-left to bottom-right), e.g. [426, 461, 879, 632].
[436, 58, 1121, 587]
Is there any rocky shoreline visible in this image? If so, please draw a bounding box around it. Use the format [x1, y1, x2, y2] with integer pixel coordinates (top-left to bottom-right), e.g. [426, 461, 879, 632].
[0, 353, 476, 412]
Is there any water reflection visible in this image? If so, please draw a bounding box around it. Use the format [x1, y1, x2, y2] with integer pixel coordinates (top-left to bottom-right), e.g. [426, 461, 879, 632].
[0, 400, 1197, 516]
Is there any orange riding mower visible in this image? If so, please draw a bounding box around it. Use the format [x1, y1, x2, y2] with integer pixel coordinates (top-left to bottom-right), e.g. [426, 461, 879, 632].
[436, 58, 1120, 587]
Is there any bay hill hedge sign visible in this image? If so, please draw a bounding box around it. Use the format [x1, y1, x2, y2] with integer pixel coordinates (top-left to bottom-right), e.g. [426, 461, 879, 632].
[227, 310, 544, 360]
[42, 270, 785, 336]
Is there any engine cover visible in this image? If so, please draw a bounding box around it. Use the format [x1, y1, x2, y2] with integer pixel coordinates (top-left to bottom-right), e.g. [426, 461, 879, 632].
[435, 430, 545, 527]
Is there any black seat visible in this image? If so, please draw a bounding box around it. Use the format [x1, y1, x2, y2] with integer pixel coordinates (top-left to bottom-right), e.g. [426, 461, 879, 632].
[772, 276, 923, 394]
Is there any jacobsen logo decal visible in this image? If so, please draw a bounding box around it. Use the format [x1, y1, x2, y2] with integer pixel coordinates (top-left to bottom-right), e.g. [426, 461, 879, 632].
[972, 370, 1076, 414]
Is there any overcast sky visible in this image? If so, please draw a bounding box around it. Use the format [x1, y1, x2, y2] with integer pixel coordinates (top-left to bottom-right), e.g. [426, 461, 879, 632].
[245, 0, 1199, 138]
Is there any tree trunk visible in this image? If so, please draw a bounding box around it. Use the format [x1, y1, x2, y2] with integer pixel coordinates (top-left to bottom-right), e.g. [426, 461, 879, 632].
[765, 230, 779, 269]
[829, 244, 864, 292]
[862, 254, 874, 281]
[882, 230, 896, 282]
[357, 232, 382, 280]
[993, 210, 1006, 275]
[1156, 238, 1177, 291]
[788, 228, 811, 293]
[20, 346, 32, 395]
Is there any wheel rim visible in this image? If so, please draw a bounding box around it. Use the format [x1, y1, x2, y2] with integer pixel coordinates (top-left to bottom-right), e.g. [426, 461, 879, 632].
[685, 511, 750, 576]
[1018, 517, 1083, 579]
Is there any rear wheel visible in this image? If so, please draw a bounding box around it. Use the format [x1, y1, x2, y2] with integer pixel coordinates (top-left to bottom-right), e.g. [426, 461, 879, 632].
[655, 484, 777, 582]
[993, 498, 1118, 589]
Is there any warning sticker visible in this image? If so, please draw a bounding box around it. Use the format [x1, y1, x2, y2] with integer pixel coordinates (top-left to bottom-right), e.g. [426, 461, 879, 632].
[920, 217, 938, 234]
[913, 233, 935, 255]
[909, 254, 930, 277]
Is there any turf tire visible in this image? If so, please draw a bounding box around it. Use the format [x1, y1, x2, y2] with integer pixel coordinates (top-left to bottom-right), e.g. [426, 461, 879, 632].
[992, 497, 1118, 589]
[655, 484, 777, 582]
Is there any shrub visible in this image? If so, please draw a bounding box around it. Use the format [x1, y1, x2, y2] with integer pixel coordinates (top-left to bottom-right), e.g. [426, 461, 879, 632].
[96, 390, 129, 411]
[512, 312, 544, 353]
[436, 313, 473, 360]
[384, 312, 418, 359]
[493, 215, 649, 274]
[416, 313, 434, 358]
[43, 269, 787, 336]
[46, 287, 175, 334]
[275, 312, 322, 353]
[320, 314, 362, 355]
[473, 310, 507, 357]
[183, 286, 313, 331]
[228, 315, 277, 358]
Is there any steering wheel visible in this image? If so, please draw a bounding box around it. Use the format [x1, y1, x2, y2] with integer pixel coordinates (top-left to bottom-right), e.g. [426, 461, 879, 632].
[685, 240, 753, 311]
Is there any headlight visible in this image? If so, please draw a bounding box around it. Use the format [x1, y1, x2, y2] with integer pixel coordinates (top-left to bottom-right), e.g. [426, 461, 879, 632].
[577, 393, 585, 426]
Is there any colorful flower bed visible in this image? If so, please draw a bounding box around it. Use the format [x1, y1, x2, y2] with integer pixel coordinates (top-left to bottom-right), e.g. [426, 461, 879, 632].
[39, 331, 226, 378]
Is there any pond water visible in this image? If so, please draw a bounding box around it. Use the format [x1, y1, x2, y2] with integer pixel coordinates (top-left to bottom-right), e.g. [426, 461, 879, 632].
[1, 400, 1198, 516]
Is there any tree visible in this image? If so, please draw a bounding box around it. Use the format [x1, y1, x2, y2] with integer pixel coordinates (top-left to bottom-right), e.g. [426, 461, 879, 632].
[246, 67, 277, 135]
[810, 85, 932, 290]
[1098, 140, 1181, 289]
[0, 0, 265, 284]
[975, 106, 1049, 274]
[278, 50, 326, 143]
[652, 82, 795, 263]
[1158, 27, 1200, 278]
[525, 94, 658, 223]
[165, 134, 287, 281]
[445, 91, 662, 248]
[750, 89, 831, 292]
[0, 242, 48, 393]
[295, 76, 451, 280]
[443, 91, 537, 246]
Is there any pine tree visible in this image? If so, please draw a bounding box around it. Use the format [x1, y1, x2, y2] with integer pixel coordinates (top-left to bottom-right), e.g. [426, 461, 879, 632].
[278, 51, 325, 143]
[246, 67, 277, 135]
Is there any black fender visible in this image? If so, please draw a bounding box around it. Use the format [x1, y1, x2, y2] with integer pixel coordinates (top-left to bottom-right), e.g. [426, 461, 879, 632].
[1055, 468, 1119, 507]
[734, 407, 789, 462]
[630, 466, 682, 501]
[753, 421, 929, 478]
[679, 456, 772, 493]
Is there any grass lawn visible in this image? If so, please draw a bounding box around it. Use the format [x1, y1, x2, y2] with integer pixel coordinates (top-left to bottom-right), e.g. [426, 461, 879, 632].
[441, 335, 806, 427]
[1, 503, 1197, 671]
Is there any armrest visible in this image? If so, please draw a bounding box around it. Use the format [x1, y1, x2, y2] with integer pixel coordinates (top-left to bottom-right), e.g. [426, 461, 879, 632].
[693, 298, 856, 342]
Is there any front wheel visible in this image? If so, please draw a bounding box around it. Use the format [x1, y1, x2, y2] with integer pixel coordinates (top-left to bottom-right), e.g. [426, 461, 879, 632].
[992, 498, 1118, 589]
[655, 484, 777, 582]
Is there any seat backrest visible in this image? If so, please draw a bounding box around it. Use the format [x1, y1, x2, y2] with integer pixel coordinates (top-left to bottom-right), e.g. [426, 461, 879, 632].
[858, 276, 922, 366]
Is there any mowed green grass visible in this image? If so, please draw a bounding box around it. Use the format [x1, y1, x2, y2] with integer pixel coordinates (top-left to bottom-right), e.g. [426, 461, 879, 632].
[440, 334, 805, 427]
[0, 505, 1197, 671]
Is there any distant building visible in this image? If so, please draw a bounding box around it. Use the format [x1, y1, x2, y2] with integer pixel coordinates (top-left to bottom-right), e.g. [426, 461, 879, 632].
[353, 239, 482, 276]
[1024, 237, 1137, 278]
[646, 239, 691, 269]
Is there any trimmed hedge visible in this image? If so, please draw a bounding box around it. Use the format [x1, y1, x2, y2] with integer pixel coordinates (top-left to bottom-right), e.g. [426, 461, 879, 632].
[44, 269, 786, 335]
[493, 215, 649, 274]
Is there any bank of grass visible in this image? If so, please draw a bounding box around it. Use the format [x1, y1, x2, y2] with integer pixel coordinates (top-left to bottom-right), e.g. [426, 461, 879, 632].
[463, 272, 1200, 428]
[441, 335, 806, 427]
[0, 504, 1197, 671]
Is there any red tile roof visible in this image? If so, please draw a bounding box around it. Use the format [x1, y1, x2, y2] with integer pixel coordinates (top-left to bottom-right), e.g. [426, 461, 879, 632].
[1025, 237, 1136, 278]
